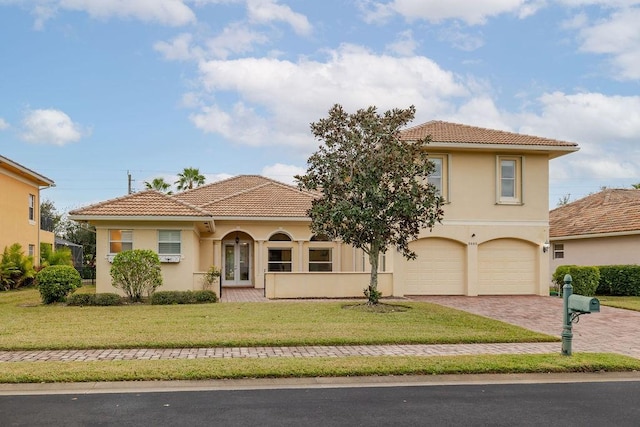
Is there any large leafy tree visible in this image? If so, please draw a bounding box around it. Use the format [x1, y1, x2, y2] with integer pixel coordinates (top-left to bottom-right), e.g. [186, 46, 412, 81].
[144, 177, 173, 194]
[175, 167, 205, 191]
[297, 104, 444, 304]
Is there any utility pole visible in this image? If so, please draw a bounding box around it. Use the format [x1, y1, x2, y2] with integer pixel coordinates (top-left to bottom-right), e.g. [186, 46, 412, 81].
[128, 171, 133, 194]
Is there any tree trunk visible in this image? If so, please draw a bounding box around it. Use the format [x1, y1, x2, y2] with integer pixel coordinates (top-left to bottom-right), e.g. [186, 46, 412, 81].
[367, 245, 380, 304]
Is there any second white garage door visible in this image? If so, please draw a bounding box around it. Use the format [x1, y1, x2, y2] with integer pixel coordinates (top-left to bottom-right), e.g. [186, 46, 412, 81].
[478, 239, 537, 295]
[406, 238, 466, 295]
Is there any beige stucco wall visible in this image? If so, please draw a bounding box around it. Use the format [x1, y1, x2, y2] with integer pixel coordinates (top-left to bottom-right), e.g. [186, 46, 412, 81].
[550, 234, 640, 275]
[94, 221, 201, 294]
[265, 272, 393, 298]
[0, 168, 46, 263]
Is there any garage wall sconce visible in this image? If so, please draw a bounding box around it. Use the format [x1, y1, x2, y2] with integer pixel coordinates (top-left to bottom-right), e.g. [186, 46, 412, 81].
[542, 241, 550, 253]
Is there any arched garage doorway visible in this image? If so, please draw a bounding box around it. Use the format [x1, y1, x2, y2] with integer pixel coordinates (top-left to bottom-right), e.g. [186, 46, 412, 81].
[406, 238, 466, 295]
[478, 238, 537, 295]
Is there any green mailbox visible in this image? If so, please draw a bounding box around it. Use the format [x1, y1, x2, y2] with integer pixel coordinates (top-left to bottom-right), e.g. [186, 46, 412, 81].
[568, 294, 600, 314]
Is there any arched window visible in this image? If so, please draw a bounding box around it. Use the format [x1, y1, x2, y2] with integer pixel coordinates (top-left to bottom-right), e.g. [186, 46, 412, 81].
[269, 232, 291, 241]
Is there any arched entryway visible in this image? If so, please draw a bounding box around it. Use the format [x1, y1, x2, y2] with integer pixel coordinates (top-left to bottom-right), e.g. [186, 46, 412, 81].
[222, 231, 253, 287]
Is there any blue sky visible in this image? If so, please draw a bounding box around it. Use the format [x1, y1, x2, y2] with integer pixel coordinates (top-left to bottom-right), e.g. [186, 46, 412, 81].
[1, 0, 640, 213]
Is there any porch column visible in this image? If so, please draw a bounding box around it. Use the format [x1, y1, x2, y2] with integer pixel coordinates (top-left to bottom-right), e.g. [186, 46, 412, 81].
[335, 241, 342, 271]
[257, 240, 265, 288]
[298, 240, 304, 271]
[213, 240, 222, 270]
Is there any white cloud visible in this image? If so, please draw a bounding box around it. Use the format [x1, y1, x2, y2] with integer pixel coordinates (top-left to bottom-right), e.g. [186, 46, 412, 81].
[364, 0, 535, 25]
[246, 0, 312, 35]
[20, 108, 88, 146]
[192, 44, 468, 147]
[205, 23, 269, 59]
[385, 30, 419, 56]
[154, 33, 204, 61]
[574, 7, 640, 80]
[262, 163, 306, 185]
[12, 0, 196, 28]
[0, 118, 8, 130]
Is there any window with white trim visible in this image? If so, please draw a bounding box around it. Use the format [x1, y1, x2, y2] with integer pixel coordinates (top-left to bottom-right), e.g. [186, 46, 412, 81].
[553, 243, 564, 259]
[309, 248, 332, 272]
[109, 230, 133, 253]
[497, 156, 522, 204]
[361, 251, 386, 272]
[427, 155, 448, 201]
[28, 194, 35, 222]
[158, 230, 181, 254]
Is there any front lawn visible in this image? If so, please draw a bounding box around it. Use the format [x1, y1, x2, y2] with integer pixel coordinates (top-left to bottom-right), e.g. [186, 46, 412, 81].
[597, 296, 640, 312]
[1, 286, 557, 350]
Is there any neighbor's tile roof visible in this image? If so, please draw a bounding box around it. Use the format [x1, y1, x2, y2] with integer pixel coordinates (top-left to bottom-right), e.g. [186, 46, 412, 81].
[69, 190, 212, 217]
[70, 176, 316, 219]
[401, 120, 578, 148]
[550, 189, 640, 238]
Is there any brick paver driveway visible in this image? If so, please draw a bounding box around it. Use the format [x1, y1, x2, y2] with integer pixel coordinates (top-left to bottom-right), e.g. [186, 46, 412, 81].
[411, 295, 640, 359]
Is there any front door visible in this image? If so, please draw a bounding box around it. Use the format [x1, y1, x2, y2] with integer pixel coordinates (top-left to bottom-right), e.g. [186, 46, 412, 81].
[222, 241, 252, 286]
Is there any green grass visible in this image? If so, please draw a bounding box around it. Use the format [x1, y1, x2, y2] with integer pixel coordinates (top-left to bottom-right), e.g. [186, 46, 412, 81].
[0, 286, 557, 351]
[1, 353, 638, 383]
[598, 296, 640, 312]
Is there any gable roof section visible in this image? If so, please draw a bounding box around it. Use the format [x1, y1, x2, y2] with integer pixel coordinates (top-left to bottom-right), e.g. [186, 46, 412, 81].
[174, 175, 275, 207]
[400, 121, 578, 158]
[201, 181, 314, 218]
[69, 190, 212, 219]
[550, 189, 640, 238]
[0, 154, 55, 187]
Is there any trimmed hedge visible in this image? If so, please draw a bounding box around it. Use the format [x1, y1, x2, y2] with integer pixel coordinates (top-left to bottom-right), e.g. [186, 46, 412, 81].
[36, 265, 82, 304]
[552, 265, 599, 296]
[150, 290, 218, 305]
[597, 265, 640, 296]
[67, 293, 123, 306]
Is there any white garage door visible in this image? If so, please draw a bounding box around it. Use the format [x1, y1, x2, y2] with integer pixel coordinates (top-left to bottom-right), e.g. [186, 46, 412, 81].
[478, 239, 537, 295]
[406, 238, 465, 295]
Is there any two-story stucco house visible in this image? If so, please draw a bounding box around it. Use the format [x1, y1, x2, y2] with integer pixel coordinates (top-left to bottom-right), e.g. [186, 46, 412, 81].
[0, 155, 56, 263]
[69, 121, 578, 298]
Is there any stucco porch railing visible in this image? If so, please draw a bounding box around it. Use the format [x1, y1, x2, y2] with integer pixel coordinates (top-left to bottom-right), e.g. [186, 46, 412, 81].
[264, 272, 393, 299]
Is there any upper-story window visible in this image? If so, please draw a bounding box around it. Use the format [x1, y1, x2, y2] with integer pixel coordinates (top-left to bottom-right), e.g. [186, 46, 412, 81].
[109, 230, 133, 253]
[497, 156, 522, 204]
[427, 155, 448, 201]
[28, 194, 35, 222]
[158, 230, 181, 255]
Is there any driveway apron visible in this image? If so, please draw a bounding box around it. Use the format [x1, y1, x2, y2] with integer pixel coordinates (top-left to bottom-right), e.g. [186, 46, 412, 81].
[411, 295, 640, 359]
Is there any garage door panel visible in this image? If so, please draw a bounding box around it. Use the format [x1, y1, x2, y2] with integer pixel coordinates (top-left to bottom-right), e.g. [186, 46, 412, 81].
[478, 239, 536, 295]
[406, 239, 465, 295]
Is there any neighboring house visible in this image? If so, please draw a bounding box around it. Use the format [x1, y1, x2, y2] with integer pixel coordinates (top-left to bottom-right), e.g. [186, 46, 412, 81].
[69, 121, 578, 298]
[0, 155, 55, 263]
[550, 189, 640, 274]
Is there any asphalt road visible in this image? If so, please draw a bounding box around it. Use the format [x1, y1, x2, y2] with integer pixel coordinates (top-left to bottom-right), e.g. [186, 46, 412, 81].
[1, 380, 639, 426]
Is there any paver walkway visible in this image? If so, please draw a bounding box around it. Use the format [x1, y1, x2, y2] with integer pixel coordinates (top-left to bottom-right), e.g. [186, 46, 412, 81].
[1, 292, 637, 363]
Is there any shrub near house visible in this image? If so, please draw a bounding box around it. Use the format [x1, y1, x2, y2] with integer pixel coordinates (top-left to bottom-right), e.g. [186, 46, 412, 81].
[36, 265, 82, 304]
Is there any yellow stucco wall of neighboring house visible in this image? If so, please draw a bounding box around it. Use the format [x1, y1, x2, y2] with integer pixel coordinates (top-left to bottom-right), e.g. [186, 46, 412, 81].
[550, 234, 640, 275]
[0, 157, 54, 264]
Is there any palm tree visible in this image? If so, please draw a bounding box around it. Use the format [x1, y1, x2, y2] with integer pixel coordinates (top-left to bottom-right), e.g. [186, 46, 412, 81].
[632, 183, 640, 189]
[175, 167, 206, 191]
[144, 177, 173, 194]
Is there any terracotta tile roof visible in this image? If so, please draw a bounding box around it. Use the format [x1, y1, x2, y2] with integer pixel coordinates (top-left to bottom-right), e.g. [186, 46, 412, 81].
[69, 190, 212, 217]
[70, 176, 316, 219]
[401, 120, 579, 148]
[202, 181, 315, 217]
[550, 189, 640, 238]
[173, 175, 276, 207]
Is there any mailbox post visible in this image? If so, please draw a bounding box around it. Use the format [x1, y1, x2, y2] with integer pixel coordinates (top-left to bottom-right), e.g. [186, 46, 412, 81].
[561, 274, 600, 356]
[561, 274, 573, 356]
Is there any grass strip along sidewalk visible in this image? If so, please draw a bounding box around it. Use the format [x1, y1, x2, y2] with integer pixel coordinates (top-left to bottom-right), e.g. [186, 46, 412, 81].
[1, 287, 639, 383]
